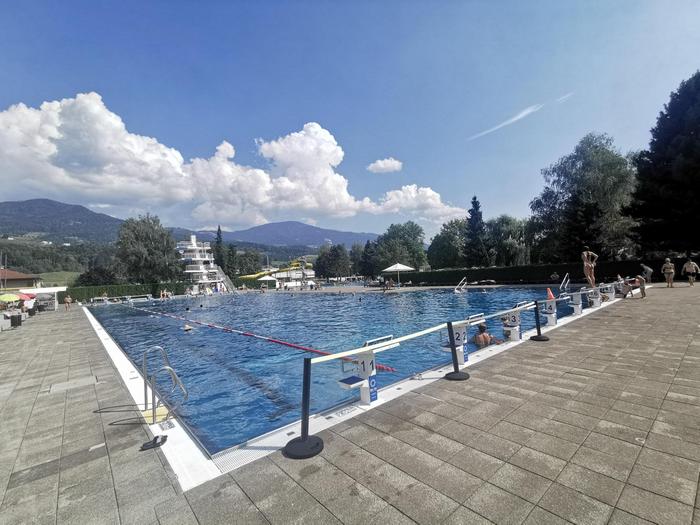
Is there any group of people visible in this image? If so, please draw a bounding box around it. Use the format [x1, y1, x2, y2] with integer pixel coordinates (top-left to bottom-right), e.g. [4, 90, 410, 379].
[583, 247, 699, 290]
[660, 258, 700, 288]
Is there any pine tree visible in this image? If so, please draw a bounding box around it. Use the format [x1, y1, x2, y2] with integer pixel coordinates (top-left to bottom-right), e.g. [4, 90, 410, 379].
[463, 196, 490, 267]
[224, 244, 237, 277]
[213, 225, 225, 267]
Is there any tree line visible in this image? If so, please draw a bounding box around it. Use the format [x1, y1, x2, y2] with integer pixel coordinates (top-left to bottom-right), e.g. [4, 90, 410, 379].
[428, 70, 700, 269]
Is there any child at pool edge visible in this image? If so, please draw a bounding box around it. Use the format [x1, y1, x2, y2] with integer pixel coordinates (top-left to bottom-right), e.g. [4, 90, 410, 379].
[635, 275, 646, 298]
[472, 324, 503, 348]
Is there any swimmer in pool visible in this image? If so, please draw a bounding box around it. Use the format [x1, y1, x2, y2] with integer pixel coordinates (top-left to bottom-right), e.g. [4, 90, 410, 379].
[472, 324, 503, 348]
[183, 324, 193, 332]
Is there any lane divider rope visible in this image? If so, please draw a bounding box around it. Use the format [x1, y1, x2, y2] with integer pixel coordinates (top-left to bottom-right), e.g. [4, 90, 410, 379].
[122, 303, 397, 373]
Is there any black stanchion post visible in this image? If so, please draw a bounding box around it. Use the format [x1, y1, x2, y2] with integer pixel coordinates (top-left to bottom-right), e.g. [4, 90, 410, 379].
[283, 357, 324, 459]
[530, 300, 550, 342]
[444, 321, 469, 381]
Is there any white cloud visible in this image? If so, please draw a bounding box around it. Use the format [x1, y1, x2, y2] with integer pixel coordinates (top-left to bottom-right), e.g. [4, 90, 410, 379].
[374, 184, 466, 224]
[367, 157, 403, 173]
[556, 92, 574, 103]
[467, 103, 545, 141]
[0, 92, 463, 230]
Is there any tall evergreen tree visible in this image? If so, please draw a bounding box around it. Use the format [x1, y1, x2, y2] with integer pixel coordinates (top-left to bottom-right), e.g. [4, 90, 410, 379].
[359, 240, 380, 277]
[631, 71, 700, 254]
[463, 196, 490, 267]
[224, 243, 237, 277]
[213, 225, 225, 267]
[349, 243, 364, 275]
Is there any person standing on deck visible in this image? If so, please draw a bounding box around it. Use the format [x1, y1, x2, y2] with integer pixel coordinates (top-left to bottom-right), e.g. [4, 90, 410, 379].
[661, 258, 676, 288]
[582, 246, 598, 288]
[640, 263, 653, 283]
[635, 275, 647, 298]
[681, 258, 700, 286]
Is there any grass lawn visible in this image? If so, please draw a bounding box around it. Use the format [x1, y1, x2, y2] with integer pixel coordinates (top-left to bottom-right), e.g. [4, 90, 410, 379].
[39, 271, 81, 286]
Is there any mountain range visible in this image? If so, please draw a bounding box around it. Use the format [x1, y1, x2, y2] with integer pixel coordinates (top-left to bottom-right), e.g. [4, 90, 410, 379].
[0, 199, 378, 248]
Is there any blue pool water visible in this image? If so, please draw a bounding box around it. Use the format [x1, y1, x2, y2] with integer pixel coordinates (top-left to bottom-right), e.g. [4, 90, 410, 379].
[89, 287, 574, 453]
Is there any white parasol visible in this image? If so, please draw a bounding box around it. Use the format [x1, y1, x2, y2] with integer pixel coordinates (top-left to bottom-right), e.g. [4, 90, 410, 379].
[381, 263, 415, 286]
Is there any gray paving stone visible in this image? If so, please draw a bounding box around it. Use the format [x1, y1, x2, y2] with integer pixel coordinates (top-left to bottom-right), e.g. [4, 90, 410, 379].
[256, 483, 323, 524]
[617, 484, 694, 525]
[556, 463, 623, 506]
[645, 432, 700, 462]
[523, 506, 570, 525]
[442, 505, 492, 525]
[323, 482, 389, 525]
[230, 457, 296, 503]
[447, 446, 504, 480]
[490, 463, 552, 504]
[362, 463, 416, 502]
[469, 431, 522, 461]
[525, 432, 579, 461]
[627, 463, 697, 505]
[465, 482, 534, 525]
[538, 483, 612, 525]
[393, 482, 459, 524]
[608, 508, 654, 524]
[186, 476, 267, 524]
[489, 421, 537, 445]
[422, 462, 483, 503]
[437, 420, 483, 446]
[508, 447, 566, 480]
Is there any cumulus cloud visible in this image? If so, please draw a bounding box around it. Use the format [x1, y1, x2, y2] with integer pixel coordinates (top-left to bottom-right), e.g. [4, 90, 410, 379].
[0, 92, 464, 229]
[374, 184, 466, 224]
[367, 157, 403, 173]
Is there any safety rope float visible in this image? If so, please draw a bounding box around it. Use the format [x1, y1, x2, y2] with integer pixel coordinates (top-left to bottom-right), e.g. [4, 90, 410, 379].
[124, 303, 397, 373]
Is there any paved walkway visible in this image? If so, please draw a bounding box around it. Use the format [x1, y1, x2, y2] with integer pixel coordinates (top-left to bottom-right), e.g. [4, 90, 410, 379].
[1, 285, 700, 524]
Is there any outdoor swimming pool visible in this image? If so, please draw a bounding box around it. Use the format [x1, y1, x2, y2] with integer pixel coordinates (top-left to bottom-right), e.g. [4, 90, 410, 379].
[89, 287, 575, 454]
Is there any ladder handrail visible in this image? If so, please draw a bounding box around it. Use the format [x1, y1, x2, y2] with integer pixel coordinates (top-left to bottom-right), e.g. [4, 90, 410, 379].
[143, 346, 172, 410]
[454, 276, 468, 293]
[149, 365, 189, 424]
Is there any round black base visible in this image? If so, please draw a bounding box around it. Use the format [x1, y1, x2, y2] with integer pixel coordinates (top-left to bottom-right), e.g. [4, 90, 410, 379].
[283, 435, 324, 459]
[444, 370, 469, 381]
[530, 334, 550, 342]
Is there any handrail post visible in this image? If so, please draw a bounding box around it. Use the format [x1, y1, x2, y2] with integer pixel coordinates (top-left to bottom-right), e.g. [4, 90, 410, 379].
[530, 300, 550, 342]
[444, 321, 469, 381]
[283, 357, 324, 459]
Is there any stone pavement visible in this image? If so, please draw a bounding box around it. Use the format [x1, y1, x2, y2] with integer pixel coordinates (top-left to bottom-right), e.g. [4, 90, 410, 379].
[1, 285, 700, 524]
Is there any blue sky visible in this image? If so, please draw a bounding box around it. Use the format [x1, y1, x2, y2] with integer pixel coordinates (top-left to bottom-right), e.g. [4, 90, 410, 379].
[1, 1, 699, 236]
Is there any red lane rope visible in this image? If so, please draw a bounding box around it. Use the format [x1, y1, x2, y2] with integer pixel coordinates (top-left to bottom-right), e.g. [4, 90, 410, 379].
[124, 303, 397, 373]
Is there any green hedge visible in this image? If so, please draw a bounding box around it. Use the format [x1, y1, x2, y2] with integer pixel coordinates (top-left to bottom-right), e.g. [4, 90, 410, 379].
[400, 258, 682, 286]
[59, 282, 187, 302]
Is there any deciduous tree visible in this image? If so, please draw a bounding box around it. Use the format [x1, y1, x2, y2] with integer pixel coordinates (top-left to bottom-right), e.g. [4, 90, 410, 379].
[427, 219, 465, 269]
[116, 215, 179, 283]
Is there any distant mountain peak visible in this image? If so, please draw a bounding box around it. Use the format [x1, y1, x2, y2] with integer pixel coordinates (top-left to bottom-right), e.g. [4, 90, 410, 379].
[0, 199, 378, 248]
[207, 220, 378, 247]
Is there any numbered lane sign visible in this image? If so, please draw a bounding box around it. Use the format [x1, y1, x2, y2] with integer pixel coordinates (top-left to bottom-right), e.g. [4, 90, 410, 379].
[358, 351, 376, 378]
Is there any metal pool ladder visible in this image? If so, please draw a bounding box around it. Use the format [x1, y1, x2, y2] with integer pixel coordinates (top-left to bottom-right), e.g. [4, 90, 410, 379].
[142, 346, 188, 424]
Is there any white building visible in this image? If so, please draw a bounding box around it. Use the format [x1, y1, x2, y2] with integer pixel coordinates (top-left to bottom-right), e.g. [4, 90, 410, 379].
[176, 235, 230, 293]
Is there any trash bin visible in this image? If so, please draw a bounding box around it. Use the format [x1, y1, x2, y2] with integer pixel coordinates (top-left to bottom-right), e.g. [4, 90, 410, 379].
[10, 314, 22, 328]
